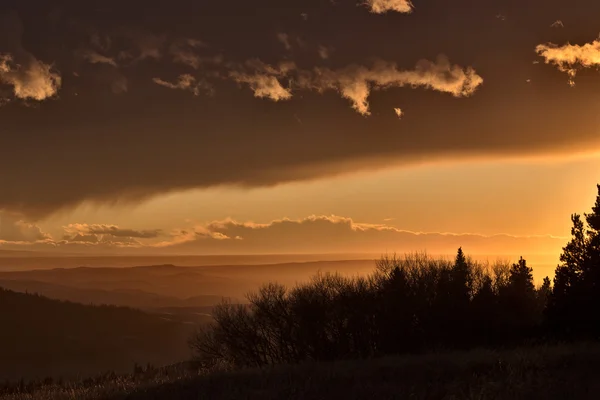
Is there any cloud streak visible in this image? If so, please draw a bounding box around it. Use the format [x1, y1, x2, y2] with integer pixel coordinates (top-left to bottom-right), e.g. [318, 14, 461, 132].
[153, 74, 212, 96]
[0, 215, 566, 256]
[297, 55, 483, 115]
[63, 224, 162, 239]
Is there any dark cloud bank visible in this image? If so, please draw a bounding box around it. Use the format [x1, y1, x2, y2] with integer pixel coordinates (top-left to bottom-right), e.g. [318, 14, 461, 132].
[1, 0, 600, 218]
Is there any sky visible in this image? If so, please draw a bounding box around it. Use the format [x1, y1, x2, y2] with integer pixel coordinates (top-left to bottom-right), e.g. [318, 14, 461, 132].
[1, 0, 600, 262]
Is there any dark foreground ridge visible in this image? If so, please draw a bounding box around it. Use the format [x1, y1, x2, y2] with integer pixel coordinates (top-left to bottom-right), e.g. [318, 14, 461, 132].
[4, 342, 600, 400]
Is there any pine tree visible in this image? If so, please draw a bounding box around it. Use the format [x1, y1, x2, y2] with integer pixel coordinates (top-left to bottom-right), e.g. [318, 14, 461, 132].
[509, 257, 535, 295]
[549, 185, 600, 336]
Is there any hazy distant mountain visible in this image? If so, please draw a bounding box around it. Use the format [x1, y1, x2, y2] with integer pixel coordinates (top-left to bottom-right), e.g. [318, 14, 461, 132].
[0, 288, 197, 382]
[0, 260, 377, 301]
[0, 279, 231, 309]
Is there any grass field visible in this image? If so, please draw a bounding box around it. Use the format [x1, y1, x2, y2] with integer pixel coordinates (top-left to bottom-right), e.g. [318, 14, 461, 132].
[4, 342, 600, 400]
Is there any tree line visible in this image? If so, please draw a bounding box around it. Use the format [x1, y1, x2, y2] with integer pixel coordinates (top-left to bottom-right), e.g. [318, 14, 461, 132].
[190, 185, 600, 368]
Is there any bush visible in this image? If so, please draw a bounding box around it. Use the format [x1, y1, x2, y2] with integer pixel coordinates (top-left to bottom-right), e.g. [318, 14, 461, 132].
[191, 250, 547, 367]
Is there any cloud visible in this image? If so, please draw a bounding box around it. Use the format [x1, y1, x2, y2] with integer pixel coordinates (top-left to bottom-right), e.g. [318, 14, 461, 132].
[536, 39, 600, 86]
[0, 215, 567, 256]
[227, 56, 481, 114]
[0, 13, 61, 103]
[57, 223, 162, 248]
[82, 50, 118, 67]
[149, 215, 566, 256]
[365, 0, 414, 14]
[297, 55, 483, 115]
[63, 224, 162, 239]
[394, 107, 403, 118]
[230, 60, 295, 101]
[0, 212, 51, 243]
[0, 54, 62, 101]
[169, 38, 211, 69]
[153, 74, 212, 96]
[550, 20, 564, 28]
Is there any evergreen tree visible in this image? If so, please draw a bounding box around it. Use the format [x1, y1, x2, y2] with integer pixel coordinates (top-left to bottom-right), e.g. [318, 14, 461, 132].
[549, 185, 600, 336]
[509, 257, 535, 295]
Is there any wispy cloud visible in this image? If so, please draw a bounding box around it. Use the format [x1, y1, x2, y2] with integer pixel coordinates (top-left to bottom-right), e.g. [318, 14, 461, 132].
[365, 0, 414, 14]
[169, 38, 211, 69]
[82, 50, 117, 67]
[550, 20, 564, 28]
[230, 60, 295, 101]
[536, 38, 600, 86]
[153, 74, 212, 96]
[63, 223, 162, 239]
[297, 55, 483, 116]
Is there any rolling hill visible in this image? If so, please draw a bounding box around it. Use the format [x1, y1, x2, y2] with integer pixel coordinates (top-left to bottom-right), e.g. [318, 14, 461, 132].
[0, 288, 198, 382]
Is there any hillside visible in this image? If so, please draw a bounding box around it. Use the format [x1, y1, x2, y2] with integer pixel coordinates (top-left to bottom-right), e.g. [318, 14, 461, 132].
[4, 343, 600, 400]
[0, 288, 197, 382]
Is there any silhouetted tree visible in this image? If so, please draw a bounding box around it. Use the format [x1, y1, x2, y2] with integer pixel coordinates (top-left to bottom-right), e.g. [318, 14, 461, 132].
[191, 249, 553, 367]
[548, 185, 600, 337]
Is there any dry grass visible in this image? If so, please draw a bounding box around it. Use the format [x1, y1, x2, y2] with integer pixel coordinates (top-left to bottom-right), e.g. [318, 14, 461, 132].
[4, 342, 600, 400]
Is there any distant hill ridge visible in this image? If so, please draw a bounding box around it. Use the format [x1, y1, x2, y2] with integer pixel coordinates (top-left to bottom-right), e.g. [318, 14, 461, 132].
[0, 287, 194, 382]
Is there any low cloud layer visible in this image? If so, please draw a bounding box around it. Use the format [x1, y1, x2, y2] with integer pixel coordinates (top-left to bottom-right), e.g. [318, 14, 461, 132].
[63, 224, 162, 239]
[0, 215, 565, 256]
[536, 38, 600, 86]
[0, 213, 50, 243]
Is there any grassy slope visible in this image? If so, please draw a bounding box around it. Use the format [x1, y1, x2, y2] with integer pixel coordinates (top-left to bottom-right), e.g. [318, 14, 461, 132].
[5, 342, 600, 400]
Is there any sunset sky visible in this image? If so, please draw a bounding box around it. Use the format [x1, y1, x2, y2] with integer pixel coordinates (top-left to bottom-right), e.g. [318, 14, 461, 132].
[1, 0, 600, 261]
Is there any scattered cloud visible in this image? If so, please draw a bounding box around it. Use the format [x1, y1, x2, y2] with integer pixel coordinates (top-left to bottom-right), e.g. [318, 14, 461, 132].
[0, 54, 62, 101]
[394, 107, 403, 118]
[153, 74, 212, 96]
[297, 55, 483, 116]
[169, 38, 210, 69]
[82, 50, 118, 67]
[535, 38, 600, 86]
[365, 0, 414, 14]
[551, 20, 564, 28]
[230, 60, 295, 101]
[63, 224, 162, 239]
